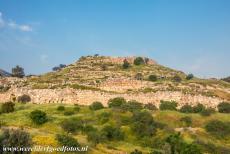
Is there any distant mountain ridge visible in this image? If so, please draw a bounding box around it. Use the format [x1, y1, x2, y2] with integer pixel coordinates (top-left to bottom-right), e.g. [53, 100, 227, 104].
[0, 69, 11, 77]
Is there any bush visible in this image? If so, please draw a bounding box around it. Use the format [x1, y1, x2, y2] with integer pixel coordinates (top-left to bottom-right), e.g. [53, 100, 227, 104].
[148, 75, 157, 82]
[1, 102, 15, 113]
[30, 110, 48, 125]
[97, 112, 111, 124]
[87, 129, 105, 146]
[61, 119, 83, 134]
[134, 57, 145, 65]
[193, 103, 205, 113]
[200, 108, 215, 116]
[123, 59, 130, 69]
[132, 111, 157, 137]
[121, 100, 143, 112]
[108, 97, 126, 108]
[101, 125, 124, 141]
[64, 111, 74, 116]
[56, 134, 80, 147]
[17, 94, 31, 103]
[159, 100, 177, 111]
[186, 74, 194, 80]
[57, 105, 65, 111]
[179, 104, 193, 113]
[172, 75, 182, 82]
[89, 101, 104, 110]
[205, 120, 230, 137]
[0, 128, 32, 148]
[180, 116, 192, 127]
[144, 103, 157, 110]
[130, 149, 143, 154]
[217, 102, 230, 113]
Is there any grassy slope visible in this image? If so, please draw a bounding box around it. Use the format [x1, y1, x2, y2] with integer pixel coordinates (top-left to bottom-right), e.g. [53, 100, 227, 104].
[0, 103, 230, 154]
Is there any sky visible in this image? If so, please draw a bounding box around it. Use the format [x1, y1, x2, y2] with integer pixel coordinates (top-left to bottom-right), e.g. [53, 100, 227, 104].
[0, 0, 230, 78]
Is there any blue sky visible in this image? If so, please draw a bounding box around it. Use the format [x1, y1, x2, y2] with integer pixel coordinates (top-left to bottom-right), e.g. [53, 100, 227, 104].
[0, 0, 230, 78]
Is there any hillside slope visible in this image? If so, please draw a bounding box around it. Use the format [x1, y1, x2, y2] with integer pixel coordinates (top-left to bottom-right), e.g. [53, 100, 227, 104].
[0, 55, 230, 107]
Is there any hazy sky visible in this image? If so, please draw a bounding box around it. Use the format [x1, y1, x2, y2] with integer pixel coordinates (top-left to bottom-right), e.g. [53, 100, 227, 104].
[0, 0, 230, 78]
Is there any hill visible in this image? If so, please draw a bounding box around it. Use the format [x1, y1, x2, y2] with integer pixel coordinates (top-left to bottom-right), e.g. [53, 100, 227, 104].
[0, 55, 230, 108]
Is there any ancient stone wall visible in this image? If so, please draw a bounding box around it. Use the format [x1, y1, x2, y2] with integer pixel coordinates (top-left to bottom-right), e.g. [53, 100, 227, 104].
[0, 87, 224, 108]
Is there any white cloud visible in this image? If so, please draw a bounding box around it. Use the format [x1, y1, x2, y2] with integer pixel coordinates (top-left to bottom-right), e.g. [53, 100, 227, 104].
[0, 12, 32, 32]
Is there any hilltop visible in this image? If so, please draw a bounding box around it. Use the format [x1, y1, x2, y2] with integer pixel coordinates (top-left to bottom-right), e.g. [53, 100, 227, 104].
[0, 55, 230, 107]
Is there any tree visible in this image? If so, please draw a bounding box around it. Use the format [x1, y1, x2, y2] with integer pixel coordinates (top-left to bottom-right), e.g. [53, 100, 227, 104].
[17, 94, 31, 103]
[12, 65, 25, 78]
[89, 101, 104, 110]
[186, 74, 194, 80]
[1, 128, 32, 153]
[148, 75, 157, 82]
[57, 106, 65, 111]
[179, 104, 193, 113]
[1, 102, 15, 113]
[52, 64, 66, 71]
[123, 59, 130, 69]
[108, 97, 126, 108]
[134, 57, 145, 65]
[30, 110, 48, 125]
[200, 108, 215, 116]
[159, 100, 177, 111]
[217, 102, 230, 113]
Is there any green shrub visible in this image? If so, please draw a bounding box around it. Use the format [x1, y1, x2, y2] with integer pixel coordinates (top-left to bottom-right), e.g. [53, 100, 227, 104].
[121, 100, 143, 112]
[98, 112, 111, 124]
[159, 100, 177, 111]
[179, 104, 193, 113]
[186, 74, 194, 80]
[180, 116, 192, 127]
[61, 119, 83, 134]
[74, 104, 80, 112]
[30, 110, 48, 125]
[101, 125, 124, 141]
[217, 102, 230, 113]
[57, 106, 65, 111]
[89, 101, 104, 110]
[1, 102, 15, 113]
[123, 59, 130, 69]
[193, 103, 205, 113]
[64, 110, 74, 116]
[134, 57, 145, 65]
[132, 111, 157, 137]
[0, 128, 32, 148]
[200, 108, 215, 116]
[144, 103, 157, 110]
[87, 129, 105, 146]
[172, 75, 182, 82]
[148, 75, 157, 82]
[130, 149, 143, 154]
[56, 134, 80, 147]
[108, 97, 126, 108]
[205, 120, 230, 137]
[17, 94, 31, 103]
